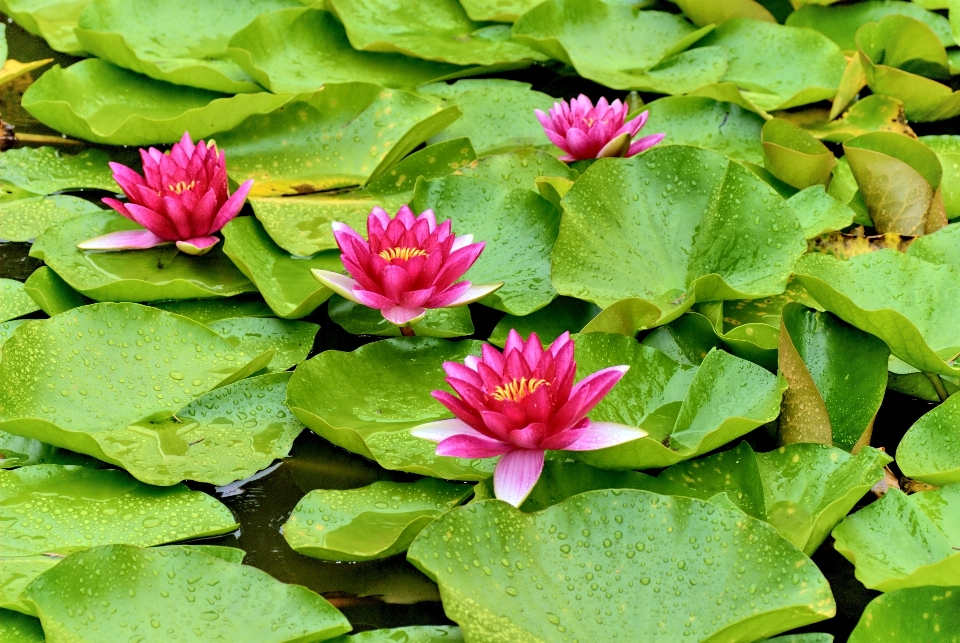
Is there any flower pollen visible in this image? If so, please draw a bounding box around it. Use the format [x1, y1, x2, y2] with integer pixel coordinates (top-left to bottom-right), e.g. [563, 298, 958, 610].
[491, 377, 550, 403]
[168, 180, 196, 194]
[378, 246, 429, 262]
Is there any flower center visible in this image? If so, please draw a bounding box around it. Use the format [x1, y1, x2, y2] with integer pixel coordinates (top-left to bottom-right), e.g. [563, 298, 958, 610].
[378, 247, 428, 262]
[491, 377, 550, 403]
[168, 180, 196, 194]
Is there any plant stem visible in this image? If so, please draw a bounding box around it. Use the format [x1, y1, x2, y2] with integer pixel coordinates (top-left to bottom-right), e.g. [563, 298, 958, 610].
[400, 326, 415, 337]
[925, 372, 950, 402]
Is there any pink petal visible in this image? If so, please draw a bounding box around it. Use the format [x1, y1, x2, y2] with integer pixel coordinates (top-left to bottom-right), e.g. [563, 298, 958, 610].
[552, 365, 630, 429]
[625, 110, 649, 137]
[125, 203, 178, 239]
[564, 128, 599, 160]
[77, 229, 168, 251]
[443, 361, 484, 388]
[493, 449, 545, 507]
[417, 208, 437, 232]
[627, 133, 665, 157]
[433, 242, 484, 291]
[210, 180, 253, 231]
[430, 283, 502, 308]
[561, 422, 648, 451]
[451, 234, 475, 252]
[102, 196, 133, 219]
[436, 434, 513, 458]
[311, 270, 360, 302]
[353, 288, 395, 309]
[410, 418, 486, 442]
[425, 281, 471, 308]
[175, 236, 219, 255]
[383, 306, 426, 326]
[368, 207, 391, 233]
[400, 287, 436, 308]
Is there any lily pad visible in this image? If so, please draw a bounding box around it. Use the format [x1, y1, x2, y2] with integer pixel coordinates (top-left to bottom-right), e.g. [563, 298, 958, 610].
[920, 135, 960, 218]
[220, 83, 460, 197]
[24, 544, 351, 643]
[803, 95, 912, 144]
[74, 0, 303, 93]
[287, 337, 494, 480]
[832, 484, 960, 591]
[793, 250, 960, 376]
[23, 266, 88, 316]
[365, 138, 478, 196]
[906, 221, 960, 270]
[284, 478, 472, 561]
[0, 428, 98, 469]
[0, 464, 237, 557]
[227, 7, 463, 93]
[788, 185, 856, 240]
[0, 302, 274, 474]
[777, 303, 889, 450]
[0, 610, 44, 643]
[488, 297, 599, 348]
[512, 0, 726, 93]
[0, 0, 90, 54]
[327, 295, 474, 338]
[786, 1, 954, 51]
[453, 147, 577, 192]
[420, 80, 555, 156]
[411, 174, 560, 315]
[458, 0, 540, 21]
[21, 59, 295, 145]
[327, 0, 545, 66]
[660, 441, 891, 555]
[847, 586, 960, 643]
[207, 318, 318, 372]
[0, 195, 103, 243]
[574, 336, 785, 470]
[762, 119, 836, 190]
[670, 0, 775, 27]
[825, 157, 871, 226]
[0, 279, 40, 323]
[0, 146, 117, 194]
[221, 217, 340, 319]
[551, 145, 806, 329]
[150, 295, 274, 324]
[897, 392, 960, 485]
[643, 95, 765, 165]
[31, 212, 256, 302]
[408, 490, 835, 642]
[329, 627, 463, 643]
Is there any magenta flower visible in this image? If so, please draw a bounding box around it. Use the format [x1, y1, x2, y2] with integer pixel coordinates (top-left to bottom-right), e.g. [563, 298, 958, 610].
[77, 132, 253, 255]
[312, 205, 502, 328]
[411, 330, 647, 507]
[536, 95, 665, 162]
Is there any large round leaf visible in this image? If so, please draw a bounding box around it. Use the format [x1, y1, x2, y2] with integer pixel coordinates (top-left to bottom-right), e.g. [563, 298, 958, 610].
[920, 135, 960, 219]
[453, 148, 577, 193]
[897, 392, 960, 485]
[31, 212, 256, 302]
[0, 194, 103, 243]
[21, 59, 295, 145]
[0, 146, 117, 194]
[786, 1, 953, 51]
[0, 610, 43, 643]
[488, 296, 599, 348]
[552, 146, 806, 329]
[23, 266, 88, 317]
[24, 544, 351, 643]
[329, 627, 462, 643]
[762, 119, 836, 190]
[0, 0, 88, 54]
[408, 490, 835, 642]
[206, 318, 317, 372]
[327, 295, 474, 338]
[787, 185, 856, 240]
[0, 278, 40, 323]
[848, 586, 960, 643]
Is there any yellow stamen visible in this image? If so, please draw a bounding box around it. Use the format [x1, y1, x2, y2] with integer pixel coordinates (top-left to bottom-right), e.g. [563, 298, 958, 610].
[491, 378, 550, 403]
[378, 247, 428, 262]
[168, 180, 196, 194]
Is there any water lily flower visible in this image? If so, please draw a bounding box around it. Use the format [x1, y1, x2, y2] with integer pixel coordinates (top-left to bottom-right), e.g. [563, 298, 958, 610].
[312, 205, 502, 329]
[77, 132, 253, 256]
[536, 95, 665, 162]
[411, 330, 647, 507]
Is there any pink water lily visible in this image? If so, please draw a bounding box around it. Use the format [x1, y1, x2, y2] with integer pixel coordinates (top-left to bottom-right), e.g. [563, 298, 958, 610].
[312, 205, 502, 329]
[77, 132, 253, 256]
[412, 330, 647, 507]
[536, 95, 665, 162]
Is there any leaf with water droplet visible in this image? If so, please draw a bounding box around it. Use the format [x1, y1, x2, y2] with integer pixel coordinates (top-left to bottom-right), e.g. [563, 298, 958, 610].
[847, 585, 960, 642]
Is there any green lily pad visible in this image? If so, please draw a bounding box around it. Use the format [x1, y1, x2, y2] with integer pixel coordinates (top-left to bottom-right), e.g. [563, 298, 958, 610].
[329, 627, 463, 643]
[0, 195, 103, 243]
[897, 392, 960, 485]
[920, 135, 960, 218]
[23, 266, 87, 318]
[74, 0, 303, 93]
[660, 441, 891, 555]
[0, 428, 99, 469]
[0, 610, 44, 643]
[31, 212, 256, 302]
[220, 83, 459, 197]
[0, 146, 118, 194]
[575, 335, 785, 470]
[284, 478, 472, 562]
[0, 279, 40, 323]
[420, 80, 555, 156]
[762, 119, 836, 190]
[906, 222, 960, 270]
[643, 95, 765, 165]
[0, 320, 26, 348]
[670, 0, 776, 27]
[786, 1, 954, 51]
[0, 464, 237, 557]
[327, 295, 474, 338]
[458, 0, 540, 21]
[411, 174, 559, 315]
[551, 146, 806, 329]
[0, 0, 90, 54]
[150, 295, 274, 324]
[825, 156, 871, 226]
[21, 59, 295, 145]
[694, 18, 846, 112]
[848, 586, 960, 643]
[793, 250, 960, 376]
[453, 148, 577, 192]
[221, 217, 340, 319]
[227, 7, 464, 93]
[788, 185, 856, 239]
[777, 303, 889, 450]
[0, 302, 274, 475]
[832, 484, 960, 591]
[408, 490, 835, 642]
[512, 0, 726, 93]
[207, 318, 318, 372]
[24, 544, 351, 643]
[287, 337, 494, 480]
[365, 138, 478, 196]
[488, 297, 600, 348]
[803, 95, 912, 144]
[327, 0, 545, 66]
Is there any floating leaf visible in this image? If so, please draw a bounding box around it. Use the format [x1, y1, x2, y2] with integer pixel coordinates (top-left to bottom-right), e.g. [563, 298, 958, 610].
[920, 135, 960, 218]
[660, 441, 891, 554]
[0, 146, 117, 194]
[31, 212, 256, 302]
[328, 627, 463, 643]
[0, 279, 40, 323]
[0, 427, 98, 469]
[670, 0, 775, 27]
[408, 490, 835, 642]
[25, 544, 351, 643]
[228, 7, 464, 93]
[512, 0, 726, 93]
[327, 295, 474, 338]
[207, 318, 318, 372]
[23, 265, 88, 316]
[793, 250, 960, 376]
[788, 185, 856, 240]
[327, 0, 545, 65]
[150, 295, 273, 324]
[0, 610, 43, 643]
[847, 586, 960, 643]
[897, 392, 960, 485]
[832, 484, 960, 591]
[22, 59, 295, 145]
[551, 146, 806, 330]
[762, 119, 836, 190]
[488, 297, 599, 348]
[284, 478, 471, 562]
[0, 0, 89, 54]
[454, 148, 576, 193]
[0, 195, 103, 243]
[366, 138, 478, 196]
[905, 221, 960, 270]
[803, 95, 912, 144]
[777, 303, 889, 450]
[458, 0, 539, 21]
[786, 1, 954, 51]
[0, 465, 237, 557]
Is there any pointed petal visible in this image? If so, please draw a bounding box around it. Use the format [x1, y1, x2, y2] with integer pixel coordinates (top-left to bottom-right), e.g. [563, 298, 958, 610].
[175, 236, 219, 255]
[77, 229, 167, 251]
[493, 449, 545, 507]
[352, 288, 395, 309]
[210, 180, 253, 231]
[627, 133, 665, 157]
[561, 422, 648, 451]
[311, 270, 360, 302]
[451, 234, 475, 252]
[410, 418, 485, 442]
[553, 365, 630, 428]
[432, 283, 502, 308]
[436, 434, 513, 458]
[383, 306, 426, 326]
[625, 110, 649, 136]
